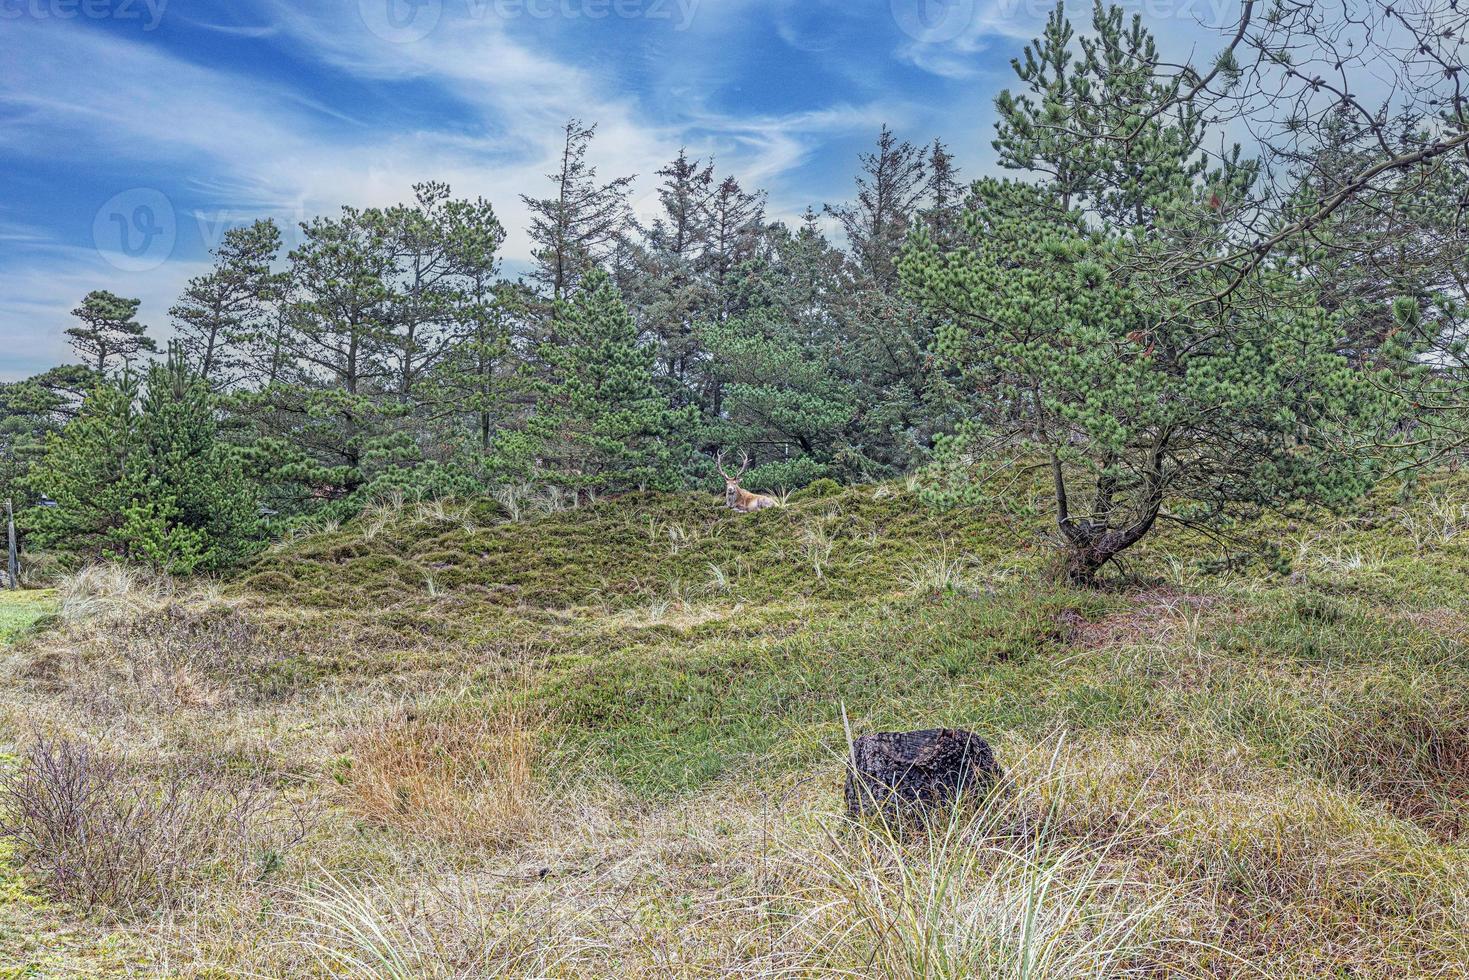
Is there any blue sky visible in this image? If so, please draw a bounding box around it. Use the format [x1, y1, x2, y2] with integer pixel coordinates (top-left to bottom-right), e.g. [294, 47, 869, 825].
[0, 0, 1236, 380]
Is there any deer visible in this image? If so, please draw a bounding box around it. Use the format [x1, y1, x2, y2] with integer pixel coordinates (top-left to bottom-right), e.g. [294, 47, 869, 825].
[716, 451, 779, 513]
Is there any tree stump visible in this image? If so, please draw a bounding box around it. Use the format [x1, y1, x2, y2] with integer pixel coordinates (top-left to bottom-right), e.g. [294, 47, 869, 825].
[844, 728, 1001, 818]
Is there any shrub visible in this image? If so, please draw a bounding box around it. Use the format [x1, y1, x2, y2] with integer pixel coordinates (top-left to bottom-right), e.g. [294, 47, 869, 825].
[788, 477, 842, 502]
[0, 736, 310, 914]
[745, 456, 829, 493]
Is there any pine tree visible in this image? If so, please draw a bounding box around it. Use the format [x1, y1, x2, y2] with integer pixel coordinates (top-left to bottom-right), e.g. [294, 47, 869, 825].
[253, 205, 410, 501]
[384, 183, 504, 403]
[904, 7, 1398, 584]
[419, 193, 515, 455]
[428, 280, 524, 454]
[826, 127, 926, 288]
[170, 219, 283, 390]
[22, 350, 261, 572]
[521, 120, 634, 303]
[66, 291, 157, 376]
[992, 2, 1086, 208]
[531, 269, 694, 495]
[0, 367, 90, 509]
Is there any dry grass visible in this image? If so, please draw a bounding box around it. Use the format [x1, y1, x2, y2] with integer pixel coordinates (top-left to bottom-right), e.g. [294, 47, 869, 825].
[2, 481, 1468, 976]
[341, 699, 544, 850]
[55, 562, 179, 624]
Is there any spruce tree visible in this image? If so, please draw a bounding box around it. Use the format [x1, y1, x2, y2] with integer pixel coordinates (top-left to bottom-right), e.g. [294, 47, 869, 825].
[521, 121, 634, 303]
[920, 139, 964, 248]
[825, 127, 926, 289]
[127, 348, 261, 571]
[20, 374, 138, 564]
[22, 350, 260, 572]
[531, 269, 694, 495]
[703, 212, 857, 480]
[620, 149, 717, 405]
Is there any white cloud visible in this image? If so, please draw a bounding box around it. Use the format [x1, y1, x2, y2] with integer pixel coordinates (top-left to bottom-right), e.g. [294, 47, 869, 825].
[0, 245, 208, 382]
[0, 5, 912, 378]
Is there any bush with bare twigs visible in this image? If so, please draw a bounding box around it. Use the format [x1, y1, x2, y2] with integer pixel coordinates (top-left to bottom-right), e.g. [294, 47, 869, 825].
[0, 736, 311, 914]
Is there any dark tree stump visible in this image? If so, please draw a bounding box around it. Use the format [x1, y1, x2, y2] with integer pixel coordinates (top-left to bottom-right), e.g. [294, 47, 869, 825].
[844, 728, 1001, 818]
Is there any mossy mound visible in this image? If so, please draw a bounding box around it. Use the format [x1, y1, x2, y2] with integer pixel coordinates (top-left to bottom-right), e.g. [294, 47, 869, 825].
[238, 485, 1038, 613]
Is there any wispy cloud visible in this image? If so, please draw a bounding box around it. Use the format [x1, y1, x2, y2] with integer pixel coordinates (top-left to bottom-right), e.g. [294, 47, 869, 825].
[0, 0, 1063, 380]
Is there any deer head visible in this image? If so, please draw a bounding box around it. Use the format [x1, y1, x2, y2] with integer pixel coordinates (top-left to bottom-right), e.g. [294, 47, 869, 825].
[716, 451, 778, 513]
[716, 450, 750, 508]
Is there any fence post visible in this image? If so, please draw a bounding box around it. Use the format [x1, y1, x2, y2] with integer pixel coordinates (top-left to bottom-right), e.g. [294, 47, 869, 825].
[5, 499, 17, 590]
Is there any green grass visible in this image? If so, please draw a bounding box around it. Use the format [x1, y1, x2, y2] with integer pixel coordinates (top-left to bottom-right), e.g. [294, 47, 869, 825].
[0, 591, 55, 646]
[4, 476, 1468, 976]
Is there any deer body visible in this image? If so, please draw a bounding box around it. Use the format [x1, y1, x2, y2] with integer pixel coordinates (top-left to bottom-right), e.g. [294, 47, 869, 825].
[718, 452, 779, 513]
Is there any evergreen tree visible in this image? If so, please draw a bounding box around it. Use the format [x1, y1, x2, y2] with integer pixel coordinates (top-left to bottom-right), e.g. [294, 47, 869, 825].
[905, 176, 1393, 584]
[521, 120, 634, 303]
[992, 2, 1088, 209]
[620, 149, 717, 406]
[128, 348, 261, 571]
[920, 139, 965, 247]
[428, 280, 524, 455]
[19, 375, 138, 565]
[66, 291, 156, 376]
[903, 3, 1407, 583]
[248, 205, 410, 503]
[704, 174, 766, 311]
[0, 367, 90, 509]
[22, 351, 260, 572]
[531, 269, 695, 495]
[825, 127, 926, 288]
[170, 219, 283, 390]
[384, 184, 503, 403]
[704, 213, 857, 480]
[418, 194, 516, 455]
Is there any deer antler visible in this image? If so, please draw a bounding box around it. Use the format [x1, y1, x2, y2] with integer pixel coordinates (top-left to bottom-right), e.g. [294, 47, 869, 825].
[737, 452, 751, 479]
[715, 451, 732, 481]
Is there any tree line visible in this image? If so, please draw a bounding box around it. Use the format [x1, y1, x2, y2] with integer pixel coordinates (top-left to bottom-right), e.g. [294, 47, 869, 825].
[2, 0, 1464, 582]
